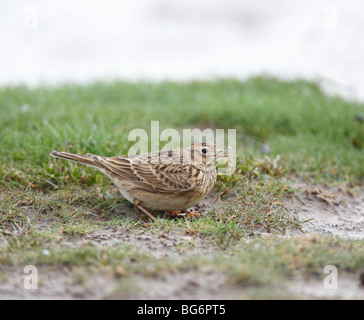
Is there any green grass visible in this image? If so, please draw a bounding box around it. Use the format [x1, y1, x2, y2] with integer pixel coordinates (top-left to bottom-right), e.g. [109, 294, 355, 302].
[1, 77, 363, 186]
[1, 77, 363, 299]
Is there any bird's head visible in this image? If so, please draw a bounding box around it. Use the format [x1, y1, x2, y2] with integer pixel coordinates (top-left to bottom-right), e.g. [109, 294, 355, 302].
[184, 142, 229, 167]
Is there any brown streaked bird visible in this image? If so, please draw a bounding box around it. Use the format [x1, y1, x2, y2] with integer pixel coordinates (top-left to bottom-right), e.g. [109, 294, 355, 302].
[50, 142, 229, 221]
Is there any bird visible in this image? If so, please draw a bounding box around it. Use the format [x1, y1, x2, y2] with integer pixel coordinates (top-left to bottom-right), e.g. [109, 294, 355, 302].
[50, 142, 229, 221]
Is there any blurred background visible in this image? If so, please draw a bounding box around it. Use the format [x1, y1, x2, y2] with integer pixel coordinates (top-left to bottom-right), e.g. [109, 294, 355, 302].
[1, 0, 364, 100]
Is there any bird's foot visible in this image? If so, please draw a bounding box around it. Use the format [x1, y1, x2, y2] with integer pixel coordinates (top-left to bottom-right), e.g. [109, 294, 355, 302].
[185, 210, 201, 219]
[168, 211, 184, 215]
[167, 210, 201, 219]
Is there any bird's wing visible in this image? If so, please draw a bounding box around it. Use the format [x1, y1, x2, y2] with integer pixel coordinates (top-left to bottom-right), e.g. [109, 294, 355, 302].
[89, 153, 195, 193]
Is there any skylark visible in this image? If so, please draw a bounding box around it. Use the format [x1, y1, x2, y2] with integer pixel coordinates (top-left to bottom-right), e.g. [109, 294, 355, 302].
[50, 142, 229, 220]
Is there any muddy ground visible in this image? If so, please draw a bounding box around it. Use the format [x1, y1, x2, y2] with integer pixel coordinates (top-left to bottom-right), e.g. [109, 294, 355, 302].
[1, 179, 364, 300]
[287, 180, 364, 240]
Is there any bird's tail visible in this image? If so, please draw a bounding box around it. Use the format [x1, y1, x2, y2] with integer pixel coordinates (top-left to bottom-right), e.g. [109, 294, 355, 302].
[50, 151, 103, 169]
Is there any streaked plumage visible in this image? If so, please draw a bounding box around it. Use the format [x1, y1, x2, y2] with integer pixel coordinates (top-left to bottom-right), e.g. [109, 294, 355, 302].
[50, 142, 228, 220]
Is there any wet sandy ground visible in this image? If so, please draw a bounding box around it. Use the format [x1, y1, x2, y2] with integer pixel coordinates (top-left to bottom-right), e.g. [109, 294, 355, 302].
[287, 180, 364, 240]
[1, 180, 363, 299]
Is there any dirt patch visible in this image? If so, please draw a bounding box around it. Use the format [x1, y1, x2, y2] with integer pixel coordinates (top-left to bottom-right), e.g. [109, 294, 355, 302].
[86, 227, 216, 259]
[0, 266, 116, 299]
[1, 180, 364, 300]
[287, 180, 364, 239]
[288, 276, 364, 300]
[124, 272, 241, 300]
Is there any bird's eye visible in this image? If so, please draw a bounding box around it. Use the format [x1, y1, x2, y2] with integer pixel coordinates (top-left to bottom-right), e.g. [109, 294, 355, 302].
[201, 148, 207, 154]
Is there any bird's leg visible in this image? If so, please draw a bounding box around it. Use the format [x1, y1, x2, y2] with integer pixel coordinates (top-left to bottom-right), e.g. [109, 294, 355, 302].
[134, 200, 156, 221]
